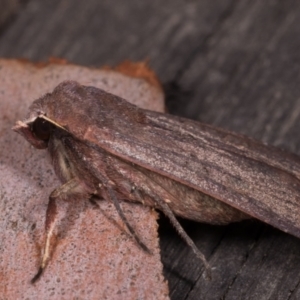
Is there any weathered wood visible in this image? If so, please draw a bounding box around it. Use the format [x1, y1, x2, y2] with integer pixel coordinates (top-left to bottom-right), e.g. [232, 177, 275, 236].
[166, 1, 300, 299]
[1, 0, 300, 299]
[0, 0, 19, 28]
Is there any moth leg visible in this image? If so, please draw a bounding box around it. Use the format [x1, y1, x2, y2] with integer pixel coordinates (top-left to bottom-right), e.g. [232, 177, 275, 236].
[106, 158, 212, 278]
[31, 178, 91, 284]
[151, 192, 211, 280]
[103, 185, 152, 254]
[127, 177, 212, 280]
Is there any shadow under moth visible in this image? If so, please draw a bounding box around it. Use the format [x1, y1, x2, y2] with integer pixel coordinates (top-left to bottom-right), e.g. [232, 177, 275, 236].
[13, 80, 300, 283]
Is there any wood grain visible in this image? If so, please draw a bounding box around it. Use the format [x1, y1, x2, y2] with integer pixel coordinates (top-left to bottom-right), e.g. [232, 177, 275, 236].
[0, 0, 19, 28]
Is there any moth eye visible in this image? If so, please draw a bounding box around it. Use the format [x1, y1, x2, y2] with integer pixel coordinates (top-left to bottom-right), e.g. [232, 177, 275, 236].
[31, 118, 54, 141]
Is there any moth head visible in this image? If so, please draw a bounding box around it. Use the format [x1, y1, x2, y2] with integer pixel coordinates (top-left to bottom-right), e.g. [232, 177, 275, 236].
[12, 82, 79, 149]
[12, 113, 64, 149]
[13, 80, 99, 148]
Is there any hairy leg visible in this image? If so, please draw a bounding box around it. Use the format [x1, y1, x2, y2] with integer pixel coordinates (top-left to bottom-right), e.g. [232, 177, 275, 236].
[31, 178, 91, 283]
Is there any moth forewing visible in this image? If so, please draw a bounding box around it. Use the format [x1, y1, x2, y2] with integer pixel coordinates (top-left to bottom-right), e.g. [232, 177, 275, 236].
[83, 102, 300, 239]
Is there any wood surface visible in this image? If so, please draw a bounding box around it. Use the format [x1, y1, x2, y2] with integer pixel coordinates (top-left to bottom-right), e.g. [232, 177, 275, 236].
[0, 0, 19, 27]
[1, 1, 300, 299]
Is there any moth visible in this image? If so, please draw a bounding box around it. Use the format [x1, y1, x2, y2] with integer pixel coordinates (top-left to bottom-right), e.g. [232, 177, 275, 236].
[13, 80, 300, 283]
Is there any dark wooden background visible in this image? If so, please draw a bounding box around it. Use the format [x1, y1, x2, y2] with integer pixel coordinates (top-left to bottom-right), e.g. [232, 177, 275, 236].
[2, 1, 300, 299]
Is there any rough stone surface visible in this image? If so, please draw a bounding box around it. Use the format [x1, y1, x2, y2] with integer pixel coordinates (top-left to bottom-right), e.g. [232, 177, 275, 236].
[0, 59, 169, 300]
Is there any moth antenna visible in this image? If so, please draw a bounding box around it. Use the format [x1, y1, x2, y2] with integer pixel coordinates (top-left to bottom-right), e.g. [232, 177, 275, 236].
[149, 192, 212, 280]
[106, 187, 152, 254]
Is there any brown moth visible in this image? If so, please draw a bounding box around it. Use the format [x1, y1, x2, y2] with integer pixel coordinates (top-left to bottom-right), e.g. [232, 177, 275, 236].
[13, 80, 300, 283]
